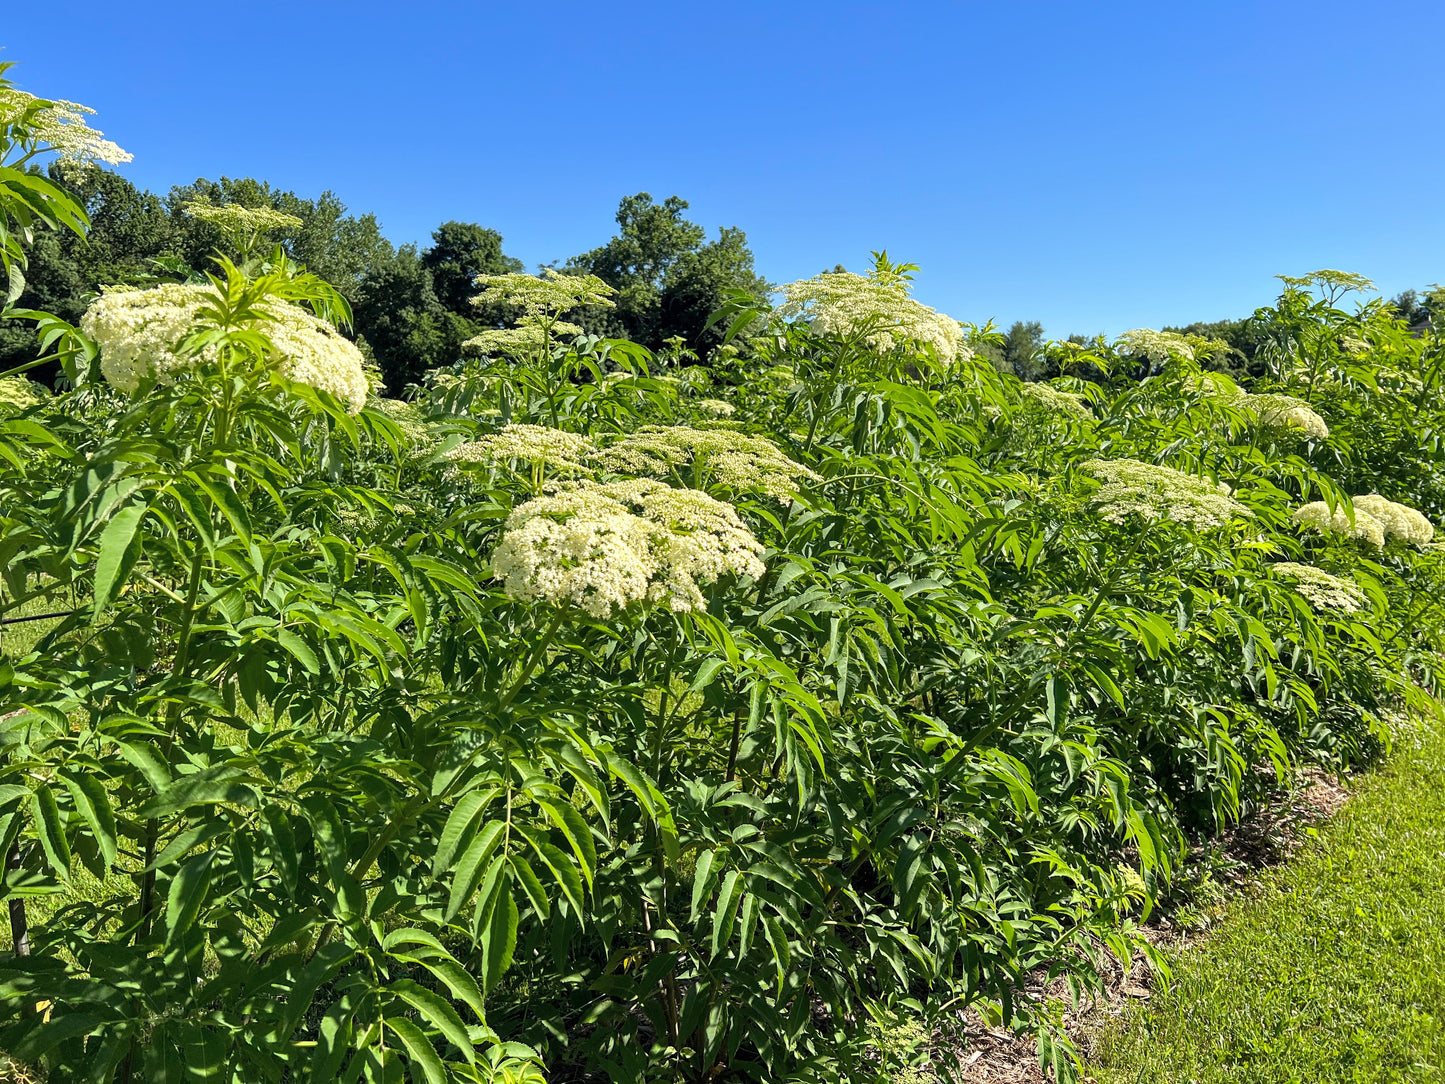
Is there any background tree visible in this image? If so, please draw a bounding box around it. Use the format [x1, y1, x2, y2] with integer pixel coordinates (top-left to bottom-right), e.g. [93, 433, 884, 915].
[564, 192, 769, 357]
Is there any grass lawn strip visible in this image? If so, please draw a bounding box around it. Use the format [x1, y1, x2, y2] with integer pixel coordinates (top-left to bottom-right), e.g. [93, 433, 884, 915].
[1089, 714, 1445, 1084]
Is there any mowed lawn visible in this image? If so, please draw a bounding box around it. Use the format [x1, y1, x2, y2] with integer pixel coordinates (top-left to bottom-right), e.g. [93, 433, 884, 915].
[1091, 713, 1445, 1084]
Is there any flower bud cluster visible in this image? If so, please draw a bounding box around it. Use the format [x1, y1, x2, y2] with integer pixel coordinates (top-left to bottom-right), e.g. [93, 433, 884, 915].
[1017, 381, 1092, 421]
[0, 88, 131, 163]
[593, 425, 820, 502]
[772, 272, 968, 364]
[0, 376, 47, 417]
[447, 424, 597, 475]
[1270, 562, 1367, 613]
[490, 479, 765, 617]
[471, 269, 615, 318]
[1082, 458, 1249, 530]
[81, 284, 368, 412]
[1291, 502, 1386, 547]
[1350, 494, 1434, 545]
[1115, 329, 1195, 364]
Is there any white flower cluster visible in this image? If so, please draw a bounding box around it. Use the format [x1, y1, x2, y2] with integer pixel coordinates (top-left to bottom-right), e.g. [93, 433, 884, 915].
[1351, 494, 1435, 545]
[1291, 501, 1385, 548]
[463, 317, 584, 357]
[1017, 381, 1092, 421]
[1271, 562, 1367, 613]
[0, 376, 47, 417]
[0, 89, 131, 164]
[1192, 376, 1329, 440]
[80, 284, 368, 412]
[772, 271, 969, 364]
[1115, 329, 1195, 364]
[447, 424, 596, 475]
[490, 479, 765, 617]
[183, 201, 303, 235]
[472, 269, 615, 317]
[696, 398, 736, 417]
[593, 425, 821, 502]
[368, 397, 434, 449]
[1082, 458, 1249, 530]
[1246, 393, 1330, 440]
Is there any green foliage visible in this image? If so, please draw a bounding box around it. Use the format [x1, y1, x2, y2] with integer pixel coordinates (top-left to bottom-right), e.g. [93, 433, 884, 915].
[3, 67, 1445, 1084]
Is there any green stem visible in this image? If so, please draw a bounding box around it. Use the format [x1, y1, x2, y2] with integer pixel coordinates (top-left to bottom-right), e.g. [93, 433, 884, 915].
[498, 607, 567, 712]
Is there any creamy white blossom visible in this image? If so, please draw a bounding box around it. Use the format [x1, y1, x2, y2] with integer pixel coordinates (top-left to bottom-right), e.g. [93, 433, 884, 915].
[490, 479, 765, 617]
[464, 317, 584, 357]
[1082, 459, 1249, 530]
[696, 398, 737, 417]
[80, 284, 368, 412]
[367, 397, 434, 449]
[183, 201, 303, 235]
[1292, 501, 1386, 548]
[0, 89, 131, 164]
[1350, 494, 1435, 545]
[772, 271, 969, 364]
[1246, 393, 1329, 440]
[472, 269, 615, 317]
[1271, 562, 1367, 613]
[0, 376, 47, 417]
[593, 425, 820, 502]
[1115, 329, 1195, 364]
[1017, 381, 1092, 421]
[447, 424, 596, 475]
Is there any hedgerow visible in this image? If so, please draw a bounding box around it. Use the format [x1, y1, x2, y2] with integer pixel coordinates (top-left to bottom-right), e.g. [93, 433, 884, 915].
[2, 64, 1443, 1083]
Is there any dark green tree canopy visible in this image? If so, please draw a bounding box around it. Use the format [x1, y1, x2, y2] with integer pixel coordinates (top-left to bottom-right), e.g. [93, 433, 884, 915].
[565, 192, 769, 356]
[421, 220, 523, 314]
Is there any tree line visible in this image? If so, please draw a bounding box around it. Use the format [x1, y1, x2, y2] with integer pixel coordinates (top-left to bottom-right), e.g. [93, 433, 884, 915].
[0, 165, 769, 392]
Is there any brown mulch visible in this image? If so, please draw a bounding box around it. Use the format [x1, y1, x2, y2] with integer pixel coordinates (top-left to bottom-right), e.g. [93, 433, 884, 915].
[928, 768, 1353, 1083]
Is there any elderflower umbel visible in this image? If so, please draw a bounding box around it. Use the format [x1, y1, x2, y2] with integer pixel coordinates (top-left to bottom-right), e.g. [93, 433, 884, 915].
[1291, 501, 1386, 548]
[489, 479, 765, 617]
[772, 271, 969, 364]
[593, 425, 820, 502]
[80, 284, 368, 412]
[1350, 494, 1435, 545]
[1245, 393, 1329, 440]
[464, 316, 584, 357]
[0, 376, 47, 417]
[183, 201, 303, 235]
[696, 399, 737, 417]
[472, 269, 616, 318]
[1115, 329, 1195, 364]
[1082, 459, 1249, 530]
[447, 424, 596, 475]
[1271, 562, 1367, 613]
[1017, 381, 1092, 421]
[0, 89, 131, 164]
[367, 397, 434, 449]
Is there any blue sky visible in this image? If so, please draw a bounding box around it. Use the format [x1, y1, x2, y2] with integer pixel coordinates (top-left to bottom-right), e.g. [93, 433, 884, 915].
[7, 1, 1444, 337]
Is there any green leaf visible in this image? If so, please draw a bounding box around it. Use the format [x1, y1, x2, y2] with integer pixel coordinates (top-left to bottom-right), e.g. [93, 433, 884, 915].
[690, 848, 717, 923]
[92, 502, 147, 618]
[276, 629, 319, 674]
[711, 870, 744, 960]
[384, 1017, 446, 1084]
[165, 850, 216, 945]
[433, 787, 498, 878]
[31, 783, 70, 881]
[446, 820, 506, 921]
[480, 884, 519, 993]
[60, 771, 116, 870]
[389, 978, 476, 1064]
[509, 853, 551, 921]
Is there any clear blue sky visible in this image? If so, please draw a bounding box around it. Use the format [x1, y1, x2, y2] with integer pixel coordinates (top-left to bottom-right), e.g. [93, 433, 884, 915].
[7, 1, 1444, 337]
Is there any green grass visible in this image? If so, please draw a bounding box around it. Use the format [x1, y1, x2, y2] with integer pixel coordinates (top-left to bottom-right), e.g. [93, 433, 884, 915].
[1090, 714, 1445, 1084]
